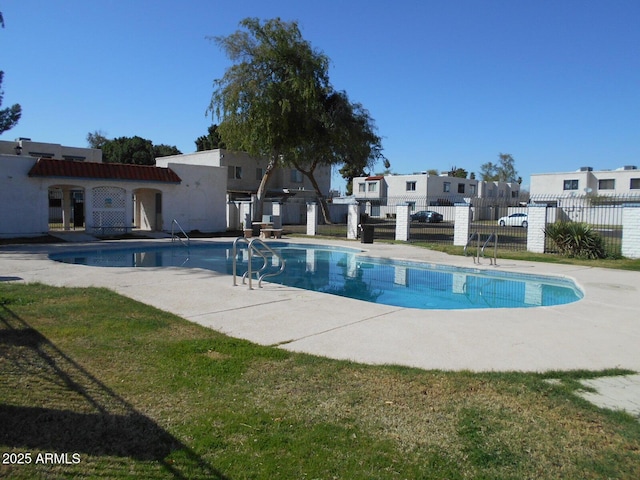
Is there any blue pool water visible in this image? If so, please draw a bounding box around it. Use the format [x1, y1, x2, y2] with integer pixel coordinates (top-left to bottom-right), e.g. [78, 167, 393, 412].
[49, 242, 583, 310]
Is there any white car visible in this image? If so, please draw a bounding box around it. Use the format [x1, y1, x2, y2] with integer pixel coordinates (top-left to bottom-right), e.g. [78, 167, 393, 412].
[498, 213, 528, 228]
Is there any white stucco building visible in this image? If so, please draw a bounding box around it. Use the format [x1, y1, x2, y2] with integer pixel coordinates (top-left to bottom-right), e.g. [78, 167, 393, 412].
[351, 172, 520, 218]
[157, 148, 331, 201]
[0, 139, 228, 237]
[1, 140, 334, 238]
[530, 165, 640, 199]
[158, 149, 332, 226]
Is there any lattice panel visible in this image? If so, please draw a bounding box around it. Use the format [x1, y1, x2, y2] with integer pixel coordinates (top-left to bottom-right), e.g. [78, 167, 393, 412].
[93, 186, 126, 209]
[91, 186, 127, 234]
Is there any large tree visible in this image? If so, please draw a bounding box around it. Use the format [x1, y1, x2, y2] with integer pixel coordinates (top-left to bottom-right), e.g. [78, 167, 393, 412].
[289, 90, 386, 222]
[208, 18, 331, 219]
[195, 124, 225, 151]
[86, 130, 109, 149]
[93, 134, 181, 164]
[0, 12, 22, 134]
[448, 166, 468, 178]
[479, 153, 520, 183]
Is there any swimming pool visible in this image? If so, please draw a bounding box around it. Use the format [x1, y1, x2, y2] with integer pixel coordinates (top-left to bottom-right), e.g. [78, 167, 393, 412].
[49, 242, 583, 310]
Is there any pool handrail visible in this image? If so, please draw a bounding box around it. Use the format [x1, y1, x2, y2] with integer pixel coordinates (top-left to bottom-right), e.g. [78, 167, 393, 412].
[171, 219, 190, 248]
[481, 232, 499, 266]
[232, 236, 286, 289]
[464, 232, 480, 263]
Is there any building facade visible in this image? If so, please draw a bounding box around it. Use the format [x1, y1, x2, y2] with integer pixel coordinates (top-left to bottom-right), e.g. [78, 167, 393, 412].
[0, 139, 228, 237]
[530, 165, 640, 199]
[158, 149, 332, 226]
[351, 172, 520, 218]
[157, 149, 331, 201]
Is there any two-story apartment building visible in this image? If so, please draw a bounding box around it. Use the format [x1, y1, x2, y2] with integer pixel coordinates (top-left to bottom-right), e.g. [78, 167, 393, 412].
[5, 137, 104, 162]
[157, 149, 331, 201]
[352, 172, 520, 218]
[530, 166, 640, 200]
[157, 149, 332, 225]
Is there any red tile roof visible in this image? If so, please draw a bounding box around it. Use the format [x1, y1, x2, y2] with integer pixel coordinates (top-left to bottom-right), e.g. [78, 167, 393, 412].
[28, 158, 181, 183]
[366, 175, 384, 181]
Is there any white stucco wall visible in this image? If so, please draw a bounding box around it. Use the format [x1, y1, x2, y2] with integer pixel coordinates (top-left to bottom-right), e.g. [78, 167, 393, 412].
[352, 173, 519, 206]
[0, 140, 102, 162]
[0, 155, 49, 237]
[1, 154, 229, 237]
[162, 163, 228, 232]
[531, 168, 640, 197]
[385, 174, 429, 197]
[621, 206, 640, 259]
[157, 149, 332, 198]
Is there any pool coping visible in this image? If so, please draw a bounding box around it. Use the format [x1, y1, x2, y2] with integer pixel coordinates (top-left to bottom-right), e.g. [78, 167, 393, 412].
[1, 236, 639, 373]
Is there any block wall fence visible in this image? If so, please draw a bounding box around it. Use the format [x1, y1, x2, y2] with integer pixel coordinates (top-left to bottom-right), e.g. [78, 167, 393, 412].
[339, 203, 640, 259]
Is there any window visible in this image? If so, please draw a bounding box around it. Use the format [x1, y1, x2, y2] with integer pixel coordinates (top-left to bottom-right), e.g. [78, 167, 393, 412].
[406, 181, 416, 191]
[290, 170, 303, 183]
[228, 166, 242, 179]
[631, 178, 640, 190]
[457, 183, 465, 194]
[563, 179, 579, 190]
[511, 191, 519, 198]
[256, 168, 264, 181]
[469, 184, 476, 195]
[598, 179, 615, 190]
[358, 183, 365, 193]
[367, 182, 377, 192]
[443, 182, 451, 193]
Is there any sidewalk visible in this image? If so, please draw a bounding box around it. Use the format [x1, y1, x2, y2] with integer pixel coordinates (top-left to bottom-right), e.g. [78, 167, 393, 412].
[1, 236, 639, 418]
[578, 374, 640, 420]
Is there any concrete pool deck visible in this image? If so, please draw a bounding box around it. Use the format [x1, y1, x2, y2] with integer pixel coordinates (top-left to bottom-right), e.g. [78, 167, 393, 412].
[2, 236, 639, 418]
[1, 236, 638, 373]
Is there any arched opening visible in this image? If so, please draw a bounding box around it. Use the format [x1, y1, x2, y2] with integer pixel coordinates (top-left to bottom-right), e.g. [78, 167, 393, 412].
[48, 185, 85, 232]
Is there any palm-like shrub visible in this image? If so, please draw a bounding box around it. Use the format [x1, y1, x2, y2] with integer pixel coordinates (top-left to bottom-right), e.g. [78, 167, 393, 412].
[544, 222, 606, 259]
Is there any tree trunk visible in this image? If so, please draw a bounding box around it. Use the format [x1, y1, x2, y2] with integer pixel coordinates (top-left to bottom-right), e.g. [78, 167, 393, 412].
[306, 172, 332, 224]
[255, 155, 278, 221]
[294, 159, 332, 224]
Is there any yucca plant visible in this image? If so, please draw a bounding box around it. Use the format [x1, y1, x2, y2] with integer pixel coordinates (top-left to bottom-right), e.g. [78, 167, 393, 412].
[544, 222, 606, 259]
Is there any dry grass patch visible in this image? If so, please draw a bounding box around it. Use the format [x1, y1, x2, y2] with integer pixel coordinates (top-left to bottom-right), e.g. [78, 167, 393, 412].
[1, 283, 639, 479]
[240, 358, 640, 478]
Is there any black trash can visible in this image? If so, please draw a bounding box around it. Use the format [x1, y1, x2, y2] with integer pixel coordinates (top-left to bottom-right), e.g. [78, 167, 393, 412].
[360, 224, 374, 244]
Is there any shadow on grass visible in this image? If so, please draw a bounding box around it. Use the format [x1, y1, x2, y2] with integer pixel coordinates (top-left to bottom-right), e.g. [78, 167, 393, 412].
[0, 305, 230, 479]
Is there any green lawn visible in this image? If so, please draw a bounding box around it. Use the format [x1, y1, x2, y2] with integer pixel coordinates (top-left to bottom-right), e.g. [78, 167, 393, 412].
[405, 242, 640, 271]
[1, 283, 639, 479]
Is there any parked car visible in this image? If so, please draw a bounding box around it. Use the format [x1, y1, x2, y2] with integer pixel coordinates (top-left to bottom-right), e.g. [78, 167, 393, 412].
[498, 213, 528, 228]
[410, 210, 444, 223]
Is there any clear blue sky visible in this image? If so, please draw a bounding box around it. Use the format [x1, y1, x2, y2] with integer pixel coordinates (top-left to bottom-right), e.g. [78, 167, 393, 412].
[3, 0, 639, 192]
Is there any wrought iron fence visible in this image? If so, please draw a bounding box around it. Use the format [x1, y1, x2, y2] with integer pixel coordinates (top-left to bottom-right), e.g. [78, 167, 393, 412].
[282, 193, 639, 256]
[531, 193, 640, 257]
[47, 188, 85, 231]
[370, 195, 529, 248]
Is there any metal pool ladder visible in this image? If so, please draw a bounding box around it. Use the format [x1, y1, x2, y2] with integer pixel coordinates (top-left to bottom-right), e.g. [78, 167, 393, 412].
[481, 232, 498, 265]
[232, 237, 286, 289]
[465, 231, 498, 265]
[464, 232, 480, 263]
[171, 219, 190, 247]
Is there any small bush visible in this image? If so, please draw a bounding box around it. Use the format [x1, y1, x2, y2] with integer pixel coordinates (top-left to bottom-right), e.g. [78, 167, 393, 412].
[544, 222, 606, 259]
